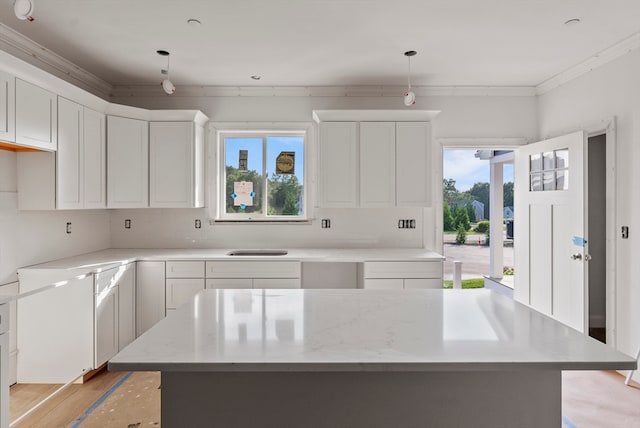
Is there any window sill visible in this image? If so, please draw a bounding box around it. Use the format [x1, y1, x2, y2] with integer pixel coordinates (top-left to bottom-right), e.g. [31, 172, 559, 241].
[210, 218, 312, 225]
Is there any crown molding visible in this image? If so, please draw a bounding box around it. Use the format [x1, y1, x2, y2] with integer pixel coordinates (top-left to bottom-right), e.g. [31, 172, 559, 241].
[110, 84, 536, 98]
[0, 23, 113, 99]
[536, 32, 640, 95]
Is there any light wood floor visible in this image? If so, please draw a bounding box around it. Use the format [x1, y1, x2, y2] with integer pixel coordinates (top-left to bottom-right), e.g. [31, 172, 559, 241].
[9, 369, 640, 427]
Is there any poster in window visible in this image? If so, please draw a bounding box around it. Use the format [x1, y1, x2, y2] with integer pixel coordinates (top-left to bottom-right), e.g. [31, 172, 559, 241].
[233, 181, 254, 207]
[276, 151, 295, 175]
[239, 150, 248, 171]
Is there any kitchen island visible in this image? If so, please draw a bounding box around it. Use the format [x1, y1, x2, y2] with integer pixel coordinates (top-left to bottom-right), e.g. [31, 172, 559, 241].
[109, 289, 636, 428]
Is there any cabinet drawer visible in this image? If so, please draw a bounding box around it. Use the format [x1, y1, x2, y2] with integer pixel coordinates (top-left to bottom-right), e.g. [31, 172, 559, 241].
[166, 279, 205, 309]
[95, 265, 131, 293]
[363, 279, 404, 289]
[166, 261, 205, 278]
[363, 261, 442, 279]
[253, 278, 301, 289]
[206, 261, 300, 279]
[0, 303, 9, 335]
[403, 278, 443, 289]
[206, 278, 253, 289]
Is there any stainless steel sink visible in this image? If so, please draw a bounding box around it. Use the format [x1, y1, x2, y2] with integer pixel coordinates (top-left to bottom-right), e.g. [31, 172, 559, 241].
[226, 249, 288, 256]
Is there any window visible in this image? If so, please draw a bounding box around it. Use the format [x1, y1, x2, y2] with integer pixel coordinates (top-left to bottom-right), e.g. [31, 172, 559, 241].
[218, 131, 306, 220]
[529, 149, 569, 192]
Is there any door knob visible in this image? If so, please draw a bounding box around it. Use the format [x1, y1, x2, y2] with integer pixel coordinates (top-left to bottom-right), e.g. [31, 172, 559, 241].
[570, 253, 582, 260]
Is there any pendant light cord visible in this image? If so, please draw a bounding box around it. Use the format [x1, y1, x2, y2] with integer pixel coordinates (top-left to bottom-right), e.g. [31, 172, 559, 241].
[407, 55, 412, 90]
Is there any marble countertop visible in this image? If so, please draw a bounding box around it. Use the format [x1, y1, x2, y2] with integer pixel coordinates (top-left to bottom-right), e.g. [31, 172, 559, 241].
[109, 289, 637, 373]
[17, 247, 445, 276]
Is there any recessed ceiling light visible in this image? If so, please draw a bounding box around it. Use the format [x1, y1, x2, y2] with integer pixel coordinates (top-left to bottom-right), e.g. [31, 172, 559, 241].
[564, 18, 581, 26]
[187, 18, 201, 27]
[251, 75, 261, 80]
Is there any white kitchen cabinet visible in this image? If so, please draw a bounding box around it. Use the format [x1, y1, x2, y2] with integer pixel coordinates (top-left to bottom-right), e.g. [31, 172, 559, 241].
[17, 271, 94, 383]
[57, 97, 83, 209]
[319, 122, 357, 207]
[107, 115, 148, 208]
[150, 121, 205, 208]
[363, 261, 443, 289]
[136, 261, 166, 336]
[396, 122, 431, 207]
[0, 304, 9, 428]
[359, 122, 396, 207]
[0, 70, 15, 143]
[118, 263, 136, 350]
[166, 279, 205, 310]
[318, 120, 432, 208]
[82, 107, 107, 208]
[165, 261, 205, 310]
[17, 99, 105, 210]
[206, 261, 301, 289]
[95, 282, 118, 368]
[15, 79, 57, 151]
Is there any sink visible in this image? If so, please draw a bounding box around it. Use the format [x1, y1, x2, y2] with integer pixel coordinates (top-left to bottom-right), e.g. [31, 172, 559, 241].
[227, 249, 288, 256]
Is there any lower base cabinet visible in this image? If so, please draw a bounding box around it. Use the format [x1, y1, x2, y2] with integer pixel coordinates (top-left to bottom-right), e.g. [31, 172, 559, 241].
[363, 262, 443, 289]
[136, 261, 166, 337]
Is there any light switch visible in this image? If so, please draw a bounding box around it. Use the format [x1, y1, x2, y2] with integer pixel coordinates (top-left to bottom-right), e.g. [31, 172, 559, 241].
[622, 226, 629, 239]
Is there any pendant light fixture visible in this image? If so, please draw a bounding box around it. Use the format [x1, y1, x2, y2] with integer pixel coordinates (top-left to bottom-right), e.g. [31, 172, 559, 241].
[14, 0, 35, 21]
[403, 50, 417, 106]
[157, 50, 176, 95]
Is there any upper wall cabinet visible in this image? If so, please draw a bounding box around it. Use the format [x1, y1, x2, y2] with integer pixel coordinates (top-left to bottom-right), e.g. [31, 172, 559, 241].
[15, 79, 57, 151]
[107, 116, 149, 208]
[396, 122, 431, 207]
[0, 70, 15, 143]
[17, 97, 105, 210]
[57, 98, 106, 209]
[319, 122, 357, 207]
[317, 115, 434, 208]
[149, 121, 205, 208]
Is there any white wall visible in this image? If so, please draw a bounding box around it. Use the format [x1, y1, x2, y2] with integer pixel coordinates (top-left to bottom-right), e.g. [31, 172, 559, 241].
[0, 150, 110, 285]
[538, 48, 640, 376]
[108, 93, 537, 250]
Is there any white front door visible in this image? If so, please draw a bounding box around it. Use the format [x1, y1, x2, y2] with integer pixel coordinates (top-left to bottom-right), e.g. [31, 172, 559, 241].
[514, 131, 588, 332]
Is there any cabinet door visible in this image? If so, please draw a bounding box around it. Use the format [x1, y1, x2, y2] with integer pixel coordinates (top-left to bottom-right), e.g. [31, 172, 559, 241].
[363, 279, 404, 289]
[0, 70, 15, 143]
[206, 278, 253, 289]
[396, 122, 431, 206]
[83, 107, 106, 208]
[57, 97, 83, 209]
[319, 122, 357, 207]
[150, 122, 200, 208]
[95, 286, 118, 367]
[166, 279, 204, 309]
[136, 261, 165, 336]
[15, 79, 57, 151]
[404, 278, 443, 289]
[359, 122, 396, 207]
[253, 278, 301, 289]
[107, 116, 148, 208]
[118, 264, 136, 350]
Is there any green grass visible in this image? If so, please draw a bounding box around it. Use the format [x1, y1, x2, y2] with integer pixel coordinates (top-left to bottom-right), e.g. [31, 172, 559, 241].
[443, 278, 485, 289]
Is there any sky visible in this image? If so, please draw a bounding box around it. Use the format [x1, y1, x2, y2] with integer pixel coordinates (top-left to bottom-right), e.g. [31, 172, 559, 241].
[443, 150, 514, 192]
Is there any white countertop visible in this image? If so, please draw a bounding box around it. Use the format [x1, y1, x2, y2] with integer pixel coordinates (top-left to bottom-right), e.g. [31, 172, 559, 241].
[109, 289, 637, 373]
[17, 247, 445, 276]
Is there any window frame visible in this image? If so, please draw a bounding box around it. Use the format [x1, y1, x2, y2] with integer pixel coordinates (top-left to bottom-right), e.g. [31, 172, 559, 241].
[214, 125, 311, 222]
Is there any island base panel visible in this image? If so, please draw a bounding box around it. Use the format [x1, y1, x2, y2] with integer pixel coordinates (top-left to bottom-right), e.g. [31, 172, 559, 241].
[161, 370, 560, 428]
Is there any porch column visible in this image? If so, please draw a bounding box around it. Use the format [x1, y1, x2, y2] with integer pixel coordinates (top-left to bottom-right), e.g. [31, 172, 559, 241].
[489, 162, 503, 280]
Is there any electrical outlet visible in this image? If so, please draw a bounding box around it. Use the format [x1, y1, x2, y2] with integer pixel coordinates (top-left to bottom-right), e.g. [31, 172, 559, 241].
[321, 219, 331, 229]
[195, 219, 202, 229]
[125, 219, 131, 229]
[66, 222, 72, 234]
[622, 226, 629, 239]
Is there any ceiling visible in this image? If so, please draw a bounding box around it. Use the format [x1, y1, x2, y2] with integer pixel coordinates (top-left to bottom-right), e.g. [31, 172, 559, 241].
[1, 0, 639, 89]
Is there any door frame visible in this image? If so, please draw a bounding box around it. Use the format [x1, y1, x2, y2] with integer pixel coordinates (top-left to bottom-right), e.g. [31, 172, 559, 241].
[436, 120, 617, 345]
[434, 137, 527, 253]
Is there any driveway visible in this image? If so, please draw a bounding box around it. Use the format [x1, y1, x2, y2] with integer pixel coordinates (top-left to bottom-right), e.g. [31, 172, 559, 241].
[442, 243, 514, 279]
